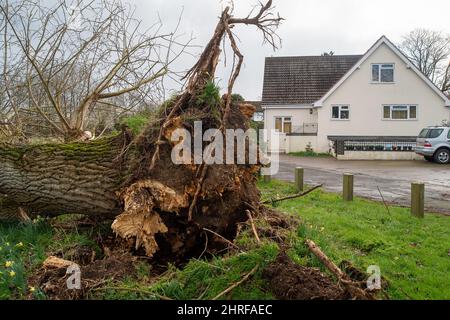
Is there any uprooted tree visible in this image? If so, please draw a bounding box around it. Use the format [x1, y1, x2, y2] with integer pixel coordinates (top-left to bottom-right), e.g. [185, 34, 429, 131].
[0, 1, 283, 259]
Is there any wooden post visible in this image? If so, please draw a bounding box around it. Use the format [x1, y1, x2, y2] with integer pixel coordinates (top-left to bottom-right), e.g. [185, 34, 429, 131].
[343, 174, 354, 201]
[295, 167, 304, 192]
[263, 174, 271, 183]
[411, 182, 425, 218]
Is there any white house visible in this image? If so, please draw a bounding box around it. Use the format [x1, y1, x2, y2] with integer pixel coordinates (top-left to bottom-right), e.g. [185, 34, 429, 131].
[262, 36, 450, 160]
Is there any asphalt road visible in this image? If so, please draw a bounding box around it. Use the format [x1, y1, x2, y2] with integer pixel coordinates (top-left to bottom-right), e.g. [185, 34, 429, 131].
[274, 155, 450, 215]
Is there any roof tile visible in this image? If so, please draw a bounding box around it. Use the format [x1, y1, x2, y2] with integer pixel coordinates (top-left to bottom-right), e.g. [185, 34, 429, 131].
[262, 55, 362, 105]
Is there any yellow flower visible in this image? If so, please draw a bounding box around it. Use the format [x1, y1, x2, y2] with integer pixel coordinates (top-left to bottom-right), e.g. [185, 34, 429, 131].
[29, 286, 36, 293]
[9, 271, 16, 277]
[6, 242, 10, 246]
[16, 242, 24, 248]
[320, 227, 325, 232]
[5, 261, 14, 268]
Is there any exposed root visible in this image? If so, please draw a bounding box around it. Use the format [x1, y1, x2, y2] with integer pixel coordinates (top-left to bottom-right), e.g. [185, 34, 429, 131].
[112, 180, 189, 256]
[305, 239, 376, 300]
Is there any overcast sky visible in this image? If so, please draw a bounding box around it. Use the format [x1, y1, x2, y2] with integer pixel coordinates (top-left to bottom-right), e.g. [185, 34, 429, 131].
[129, 0, 450, 101]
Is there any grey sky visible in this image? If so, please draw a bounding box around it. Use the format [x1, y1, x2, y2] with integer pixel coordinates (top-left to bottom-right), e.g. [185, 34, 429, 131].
[130, 0, 450, 101]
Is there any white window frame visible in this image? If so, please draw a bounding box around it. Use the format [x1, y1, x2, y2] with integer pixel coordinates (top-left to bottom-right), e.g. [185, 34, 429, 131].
[382, 105, 418, 121]
[274, 116, 292, 133]
[331, 105, 350, 121]
[371, 63, 395, 83]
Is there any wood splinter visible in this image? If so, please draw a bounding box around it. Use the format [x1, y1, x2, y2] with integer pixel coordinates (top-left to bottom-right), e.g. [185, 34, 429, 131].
[246, 210, 261, 244]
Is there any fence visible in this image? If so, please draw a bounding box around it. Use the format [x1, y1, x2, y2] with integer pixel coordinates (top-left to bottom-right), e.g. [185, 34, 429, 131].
[330, 136, 417, 155]
[344, 141, 416, 152]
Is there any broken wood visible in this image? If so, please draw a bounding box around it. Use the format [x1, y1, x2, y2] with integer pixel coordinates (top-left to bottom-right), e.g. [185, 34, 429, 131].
[43, 256, 77, 269]
[305, 239, 375, 300]
[262, 185, 323, 205]
[203, 228, 242, 251]
[246, 210, 261, 244]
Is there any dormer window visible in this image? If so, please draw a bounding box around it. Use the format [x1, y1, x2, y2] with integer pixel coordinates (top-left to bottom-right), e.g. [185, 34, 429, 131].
[372, 64, 394, 83]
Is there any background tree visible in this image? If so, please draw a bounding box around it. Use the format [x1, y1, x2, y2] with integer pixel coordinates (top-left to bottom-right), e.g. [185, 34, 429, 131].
[321, 51, 334, 56]
[399, 28, 450, 95]
[0, 0, 188, 141]
[441, 62, 450, 95]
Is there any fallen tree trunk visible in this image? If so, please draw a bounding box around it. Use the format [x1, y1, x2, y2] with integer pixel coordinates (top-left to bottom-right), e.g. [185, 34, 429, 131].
[0, 105, 260, 258]
[0, 1, 282, 259]
[0, 138, 124, 218]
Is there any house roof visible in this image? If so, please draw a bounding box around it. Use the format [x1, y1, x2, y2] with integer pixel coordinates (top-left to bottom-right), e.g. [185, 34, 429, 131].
[261, 55, 362, 106]
[315, 36, 450, 107]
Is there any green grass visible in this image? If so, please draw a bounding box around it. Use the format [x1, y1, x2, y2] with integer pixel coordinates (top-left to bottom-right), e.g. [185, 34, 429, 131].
[2, 180, 449, 300]
[0, 216, 100, 299]
[258, 179, 450, 300]
[0, 218, 53, 299]
[288, 151, 332, 158]
[92, 244, 278, 300]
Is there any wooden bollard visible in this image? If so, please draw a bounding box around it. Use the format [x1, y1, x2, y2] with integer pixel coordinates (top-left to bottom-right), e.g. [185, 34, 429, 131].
[295, 167, 304, 192]
[263, 174, 271, 183]
[343, 174, 354, 201]
[411, 182, 425, 218]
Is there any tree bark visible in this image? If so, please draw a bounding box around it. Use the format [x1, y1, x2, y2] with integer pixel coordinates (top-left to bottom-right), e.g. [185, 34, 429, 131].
[0, 137, 124, 218]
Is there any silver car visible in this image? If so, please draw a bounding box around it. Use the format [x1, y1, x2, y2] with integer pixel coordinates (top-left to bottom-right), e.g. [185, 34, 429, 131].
[415, 126, 450, 164]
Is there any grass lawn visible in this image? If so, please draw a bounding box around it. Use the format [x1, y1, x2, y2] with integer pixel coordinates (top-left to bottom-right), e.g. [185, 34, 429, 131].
[259, 179, 450, 300]
[1, 179, 449, 300]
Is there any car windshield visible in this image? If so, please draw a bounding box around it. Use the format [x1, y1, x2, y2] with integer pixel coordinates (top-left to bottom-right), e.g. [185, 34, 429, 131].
[418, 129, 444, 139]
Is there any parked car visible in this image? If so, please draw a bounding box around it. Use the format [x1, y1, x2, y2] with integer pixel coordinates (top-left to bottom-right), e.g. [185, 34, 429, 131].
[415, 126, 450, 164]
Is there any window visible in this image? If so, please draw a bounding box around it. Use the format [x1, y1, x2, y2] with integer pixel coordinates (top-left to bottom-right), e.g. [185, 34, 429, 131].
[372, 64, 394, 82]
[418, 128, 444, 139]
[383, 105, 417, 120]
[274, 117, 292, 133]
[331, 105, 350, 120]
[448, 130, 450, 139]
[392, 106, 408, 119]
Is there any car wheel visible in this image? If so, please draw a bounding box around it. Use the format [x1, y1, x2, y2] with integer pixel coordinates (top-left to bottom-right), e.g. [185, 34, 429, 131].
[424, 156, 434, 162]
[434, 149, 450, 164]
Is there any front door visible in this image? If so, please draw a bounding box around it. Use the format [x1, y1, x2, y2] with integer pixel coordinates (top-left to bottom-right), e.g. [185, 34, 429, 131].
[272, 116, 292, 153]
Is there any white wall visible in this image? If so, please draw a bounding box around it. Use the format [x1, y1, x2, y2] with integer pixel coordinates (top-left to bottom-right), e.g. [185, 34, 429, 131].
[316, 43, 450, 152]
[264, 108, 318, 130]
[264, 107, 318, 152]
[337, 151, 423, 161]
[286, 136, 318, 153]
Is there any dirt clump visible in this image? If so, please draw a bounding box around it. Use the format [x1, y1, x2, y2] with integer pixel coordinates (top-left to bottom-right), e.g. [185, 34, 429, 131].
[263, 252, 348, 300]
[29, 253, 136, 300]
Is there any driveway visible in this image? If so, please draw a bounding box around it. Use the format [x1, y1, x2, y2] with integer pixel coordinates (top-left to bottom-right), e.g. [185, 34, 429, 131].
[275, 155, 450, 214]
